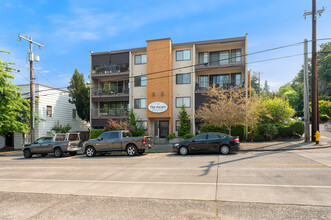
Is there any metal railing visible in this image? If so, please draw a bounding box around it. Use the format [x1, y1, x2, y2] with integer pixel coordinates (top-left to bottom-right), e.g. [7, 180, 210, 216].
[91, 108, 129, 117]
[91, 64, 129, 75]
[91, 87, 129, 96]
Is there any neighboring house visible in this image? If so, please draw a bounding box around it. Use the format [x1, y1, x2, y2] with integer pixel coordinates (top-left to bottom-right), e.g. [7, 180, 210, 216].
[90, 36, 249, 138]
[0, 84, 89, 149]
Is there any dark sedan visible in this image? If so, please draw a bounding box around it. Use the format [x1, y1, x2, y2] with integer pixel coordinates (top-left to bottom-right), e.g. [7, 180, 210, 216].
[173, 132, 240, 155]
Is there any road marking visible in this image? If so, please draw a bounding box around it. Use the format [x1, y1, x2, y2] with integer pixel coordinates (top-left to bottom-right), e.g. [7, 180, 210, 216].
[0, 178, 330, 189]
[259, 163, 331, 166]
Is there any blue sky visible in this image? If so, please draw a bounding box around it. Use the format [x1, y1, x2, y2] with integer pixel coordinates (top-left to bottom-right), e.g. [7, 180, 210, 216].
[1, 0, 330, 91]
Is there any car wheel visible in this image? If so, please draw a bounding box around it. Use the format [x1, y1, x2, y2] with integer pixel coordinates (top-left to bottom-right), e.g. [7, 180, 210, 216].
[220, 145, 230, 155]
[138, 149, 145, 155]
[41, 154, 47, 157]
[23, 149, 32, 158]
[54, 148, 63, 158]
[69, 152, 77, 156]
[126, 144, 137, 156]
[85, 146, 96, 157]
[179, 146, 188, 155]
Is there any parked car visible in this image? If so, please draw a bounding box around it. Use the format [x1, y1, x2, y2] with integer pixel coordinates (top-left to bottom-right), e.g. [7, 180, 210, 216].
[173, 132, 240, 155]
[83, 130, 153, 157]
[23, 133, 83, 158]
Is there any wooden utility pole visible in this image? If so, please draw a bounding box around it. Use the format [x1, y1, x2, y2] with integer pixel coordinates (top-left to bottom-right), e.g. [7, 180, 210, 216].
[303, 39, 310, 142]
[303, 1, 324, 141]
[18, 33, 43, 144]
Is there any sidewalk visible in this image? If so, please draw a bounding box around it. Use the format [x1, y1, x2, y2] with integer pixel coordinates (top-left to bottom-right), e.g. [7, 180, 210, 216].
[149, 139, 331, 153]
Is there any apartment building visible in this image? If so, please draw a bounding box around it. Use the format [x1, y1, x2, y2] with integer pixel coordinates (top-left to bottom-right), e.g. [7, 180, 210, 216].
[90, 35, 248, 138]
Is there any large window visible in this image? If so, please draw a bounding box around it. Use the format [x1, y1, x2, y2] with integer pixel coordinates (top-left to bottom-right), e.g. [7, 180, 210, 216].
[232, 73, 242, 86]
[199, 52, 209, 65]
[176, 50, 191, 61]
[134, 99, 147, 109]
[210, 74, 230, 87]
[199, 75, 208, 88]
[176, 73, 191, 84]
[134, 54, 147, 64]
[134, 76, 147, 87]
[231, 49, 242, 63]
[176, 97, 191, 108]
[46, 106, 52, 117]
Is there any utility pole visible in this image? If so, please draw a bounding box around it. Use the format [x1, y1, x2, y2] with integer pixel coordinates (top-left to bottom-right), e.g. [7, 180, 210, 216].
[303, 39, 310, 142]
[303, 1, 324, 141]
[18, 33, 43, 144]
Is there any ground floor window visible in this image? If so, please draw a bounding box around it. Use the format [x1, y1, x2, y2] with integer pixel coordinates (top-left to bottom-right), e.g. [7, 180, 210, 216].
[176, 97, 191, 108]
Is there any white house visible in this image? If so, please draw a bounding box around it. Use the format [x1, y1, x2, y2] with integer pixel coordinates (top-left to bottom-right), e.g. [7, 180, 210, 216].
[0, 84, 89, 149]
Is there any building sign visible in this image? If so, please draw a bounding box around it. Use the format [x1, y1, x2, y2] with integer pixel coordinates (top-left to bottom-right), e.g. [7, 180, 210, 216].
[148, 102, 168, 113]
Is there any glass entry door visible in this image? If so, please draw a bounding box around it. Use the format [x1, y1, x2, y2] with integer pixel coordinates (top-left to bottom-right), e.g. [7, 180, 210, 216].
[159, 120, 169, 138]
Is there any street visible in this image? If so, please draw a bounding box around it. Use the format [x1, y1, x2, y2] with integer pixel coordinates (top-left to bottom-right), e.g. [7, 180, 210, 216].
[0, 148, 331, 219]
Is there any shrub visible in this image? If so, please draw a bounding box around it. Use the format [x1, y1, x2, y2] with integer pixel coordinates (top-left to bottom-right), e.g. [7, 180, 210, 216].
[51, 123, 72, 133]
[90, 129, 104, 139]
[167, 134, 176, 140]
[183, 134, 194, 139]
[200, 123, 245, 140]
[104, 119, 123, 131]
[201, 123, 223, 133]
[263, 124, 278, 140]
[320, 114, 330, 122]
[253, 134, 264, 142]
[289, 121, 304, 136]
[142, 133, 149, 136]
[278, 125, 292, 138]
[178, 106, 191, 138]
[259, 97, 295, 124]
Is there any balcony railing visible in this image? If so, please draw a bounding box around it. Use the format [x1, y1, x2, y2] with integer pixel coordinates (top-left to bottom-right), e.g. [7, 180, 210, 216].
[91, 87, 129, 96]
[91, 64, 129, 75]
[91, 108, 129, 118]
[195, 83, 245, 92]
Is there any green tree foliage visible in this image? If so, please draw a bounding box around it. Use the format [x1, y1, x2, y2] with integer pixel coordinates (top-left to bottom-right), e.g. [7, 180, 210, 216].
[0, 51, 31, 136]
[317, 42, 331, 96]
[278, 83, 300, 116]
[259, 97, 295, 124]
[178, 106, 191, 137]
[51, 123, 72, 133]
[262, 80, 270, 97]
[67, 68, 90, 122]
[126, 109, 144, 137]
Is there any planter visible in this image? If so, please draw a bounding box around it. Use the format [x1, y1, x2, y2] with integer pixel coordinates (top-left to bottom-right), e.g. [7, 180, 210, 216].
[169, 138, 184, 144]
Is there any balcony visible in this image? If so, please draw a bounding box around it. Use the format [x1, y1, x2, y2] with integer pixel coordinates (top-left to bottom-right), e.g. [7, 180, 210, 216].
[91, 108, 129, 119]
[195, 62, 245, 71]
[91, 64, 129, 79]
[91, 86, 129, 102]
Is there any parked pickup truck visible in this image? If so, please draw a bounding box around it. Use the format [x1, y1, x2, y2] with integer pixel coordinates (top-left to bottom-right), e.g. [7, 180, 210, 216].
[23, 133, 83, 158]
[83, 130, 153, 157]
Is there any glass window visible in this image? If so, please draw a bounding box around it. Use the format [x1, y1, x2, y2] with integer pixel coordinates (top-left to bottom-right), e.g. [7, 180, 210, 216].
[231, 73, 242, 86]
[137, 121, 148, 131]
[199, 52, 209, 65]
[176, 50, 191, 61]
[176, 73, 191, 84]
[46, 106, 52, 117]
[98, 132, 108, 140]
[199, 75, 208, 88]
[134, 54, 147, 64]
[210, 75, 229, 88]
[209, 51, 230, 65]
[207, 133, 221, 140]
[134, 76, 146, 87]
[231, 49, 242, 63]
[193, 134, 207, 141]
[109, 132, 120, 139]
[219, 51, 230, 65]
[35, 138, 43, 144]
[134, 99, 147, 109]
[176, 97, 191, 108]
[68, 134, 78, 141]
[72, 109, 76, 119]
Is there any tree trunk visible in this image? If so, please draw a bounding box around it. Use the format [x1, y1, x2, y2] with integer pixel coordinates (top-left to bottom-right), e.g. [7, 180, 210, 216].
[228, 126, 231, 136]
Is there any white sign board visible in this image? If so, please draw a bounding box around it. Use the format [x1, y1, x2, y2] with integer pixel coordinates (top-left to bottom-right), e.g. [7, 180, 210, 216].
[148, 102, 168, 113]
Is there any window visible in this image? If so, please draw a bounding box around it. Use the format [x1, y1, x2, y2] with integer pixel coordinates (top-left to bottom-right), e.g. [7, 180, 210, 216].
[176, 73, 191, 84]
[134, 54, 147, 64]
[210, 51, 229, 65]
[72, 109, 76, 119]
[44, 137, 53, 143]
[176, 97, 191, 108]
[134, 99, 147, 109]
[176, 120, 180, 131]
[46, 106, 52, 117]
[193, 133, 207, 141]
[68, 134, 79, 141]
[176, 50, 191, 61]
[207, 133, 221, 140]
[137, 121, 148, 131]
[109, 132, 120, 139]
[99, 132, 109, 140]
[232, 73, 242, 86]
[219, 51, 230, 65]
[210, 74, 230, 88]
[199, 52, 209, 65]
[134, 76, 147, 87]
[199, 75, 208, 88]
[231, 49, 242, 63]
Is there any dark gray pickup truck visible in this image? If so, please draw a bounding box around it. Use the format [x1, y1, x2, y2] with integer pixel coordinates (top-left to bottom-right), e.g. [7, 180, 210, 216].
[23, 133, 83, 158]
[83, 130, 153, 157]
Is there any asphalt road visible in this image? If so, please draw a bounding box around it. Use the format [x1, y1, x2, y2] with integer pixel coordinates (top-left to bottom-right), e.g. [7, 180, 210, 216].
[0, 148, 331, 219]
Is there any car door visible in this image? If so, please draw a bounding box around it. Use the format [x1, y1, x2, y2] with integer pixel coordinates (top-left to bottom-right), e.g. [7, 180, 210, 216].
[206, 133, 222, 152]
[189, 134, 208, 152]
[108, 131, 121, 150]
[95, 132, 110, 151]
[30, 138, 43, 153]
[41, 137, 53, 153]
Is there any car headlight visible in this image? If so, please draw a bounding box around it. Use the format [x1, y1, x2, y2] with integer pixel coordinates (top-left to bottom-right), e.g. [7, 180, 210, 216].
[173, 143, 179, 147]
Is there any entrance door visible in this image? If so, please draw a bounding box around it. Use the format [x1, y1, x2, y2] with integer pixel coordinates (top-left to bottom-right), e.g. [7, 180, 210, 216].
[159, 121, 169, 138]
[5, 132, 14, 148]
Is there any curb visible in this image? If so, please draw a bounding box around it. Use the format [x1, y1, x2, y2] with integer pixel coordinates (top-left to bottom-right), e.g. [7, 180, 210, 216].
[238, 145, 331, 152]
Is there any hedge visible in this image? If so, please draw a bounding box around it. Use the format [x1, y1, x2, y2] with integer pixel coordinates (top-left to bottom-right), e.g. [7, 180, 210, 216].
[90, 129, 105, 139]
[200, 124, 245, 140]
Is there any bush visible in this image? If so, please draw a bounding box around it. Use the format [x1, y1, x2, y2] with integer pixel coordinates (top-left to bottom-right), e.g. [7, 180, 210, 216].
[183, 134, 194, 139]
[278, 125, 292, 138]
[253, 134, 264, 142]
[51, 123, 72, 133]
[289, 121, 304, 136]
[320, 114, 330, 122]
[90, 129, 104, 139]
[201, 123, 223, 133]
[200, 123, 245, 140]
[263, 124, 278, 140]
[167, 134, 176, 140]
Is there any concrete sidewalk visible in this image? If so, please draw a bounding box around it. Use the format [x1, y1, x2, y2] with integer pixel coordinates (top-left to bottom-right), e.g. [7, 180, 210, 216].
[149, 139, 331, 153]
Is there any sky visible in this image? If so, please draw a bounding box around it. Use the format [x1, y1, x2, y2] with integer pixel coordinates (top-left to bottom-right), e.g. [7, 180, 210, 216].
[0, 0, 330, 92]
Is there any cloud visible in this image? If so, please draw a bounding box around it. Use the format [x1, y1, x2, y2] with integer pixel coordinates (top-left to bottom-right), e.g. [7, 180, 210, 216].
[4, 3, 11, 8]
[42, 70, 50, 73]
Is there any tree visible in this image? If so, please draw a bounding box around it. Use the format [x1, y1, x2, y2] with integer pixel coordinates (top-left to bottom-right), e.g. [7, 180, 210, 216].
[259, 97, 295, 124]
[126, 109, 144, 137]
[317, 42, 331, 96]
[67, 69, 90, 122]
[178, 106, 191, 137]
[0, 51, 31, 136]
[262, 80, 270, 97]
[196, 87, 261, 135]
[104, 118, 126, 131]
